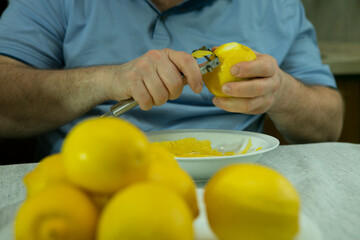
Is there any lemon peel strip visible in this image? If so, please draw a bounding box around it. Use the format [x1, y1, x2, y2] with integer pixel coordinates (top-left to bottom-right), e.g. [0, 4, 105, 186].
[239, 139, 252, 154]
[191, 50, 215, 59]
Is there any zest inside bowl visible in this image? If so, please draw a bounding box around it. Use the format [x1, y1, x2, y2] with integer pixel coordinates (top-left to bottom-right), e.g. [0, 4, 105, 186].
[146, 129, 279, 182]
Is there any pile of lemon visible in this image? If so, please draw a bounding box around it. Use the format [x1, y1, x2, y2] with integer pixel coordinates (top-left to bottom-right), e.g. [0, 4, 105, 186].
[14, 117, 300, 240]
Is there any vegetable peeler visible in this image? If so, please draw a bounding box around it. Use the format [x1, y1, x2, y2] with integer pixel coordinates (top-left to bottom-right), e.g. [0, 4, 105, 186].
[101, 46, 220, 117]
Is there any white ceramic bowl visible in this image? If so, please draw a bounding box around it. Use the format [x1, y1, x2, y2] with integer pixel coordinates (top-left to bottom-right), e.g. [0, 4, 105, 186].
[146, 129, 279, 182]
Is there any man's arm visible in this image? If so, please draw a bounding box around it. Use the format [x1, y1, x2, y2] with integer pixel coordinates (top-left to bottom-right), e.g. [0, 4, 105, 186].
[212, 53, 344, 143]
[267, 74, 343, 143]
[0, 49, 203, 138]
[0, 55, 110, 137]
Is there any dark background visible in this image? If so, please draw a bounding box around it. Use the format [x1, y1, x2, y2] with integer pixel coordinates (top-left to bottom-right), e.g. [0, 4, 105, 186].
[0, 1, 7, 16]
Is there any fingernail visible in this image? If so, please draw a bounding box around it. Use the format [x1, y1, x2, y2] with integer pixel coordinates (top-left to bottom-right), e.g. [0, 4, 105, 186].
[222, 85, 230, 94]
[212, 98, 218, 105]
[230, 66, 240, 76]
[196, 83, 203, 93]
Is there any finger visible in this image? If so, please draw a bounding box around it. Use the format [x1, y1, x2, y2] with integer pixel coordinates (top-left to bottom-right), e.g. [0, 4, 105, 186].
[131, 76, 154, 111]
[166, 49, 203, 94]
[230, 54, 277, 79]
[211, 46, 218, 52]
[213, 96, 270, 115]
[133, 53, 170, 107]
[222, 77, 276, 98]
[142, 69, 169, 106]
[157, 61, 184, 100]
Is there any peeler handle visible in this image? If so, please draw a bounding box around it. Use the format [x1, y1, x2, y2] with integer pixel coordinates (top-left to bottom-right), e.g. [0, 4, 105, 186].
[101, 98, 138, 117]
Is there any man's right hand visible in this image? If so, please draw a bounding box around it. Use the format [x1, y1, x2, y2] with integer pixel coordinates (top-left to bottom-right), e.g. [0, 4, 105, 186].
[104, 49, 203, 110]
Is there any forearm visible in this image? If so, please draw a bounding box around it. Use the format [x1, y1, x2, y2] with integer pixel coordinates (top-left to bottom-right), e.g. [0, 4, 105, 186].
[268, 72, 344, 143]
[0, 57, 110, 137]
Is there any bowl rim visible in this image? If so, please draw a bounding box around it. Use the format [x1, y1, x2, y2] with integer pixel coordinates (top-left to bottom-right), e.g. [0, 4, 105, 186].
[146, 129, 279, 162]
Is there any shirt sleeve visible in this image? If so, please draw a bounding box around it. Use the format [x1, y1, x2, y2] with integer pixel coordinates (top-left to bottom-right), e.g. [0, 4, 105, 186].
[0, 0, 66, 69]
[280, 0, 337, 89]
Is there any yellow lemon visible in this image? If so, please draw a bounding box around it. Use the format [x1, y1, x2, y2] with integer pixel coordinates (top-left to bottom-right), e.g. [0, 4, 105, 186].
[204, 163, 300, 240]
[203, 42, 257, 97]
[147, 142, 199, 218]
[15, 183, 98, 240]
[24, 153, 67, 198]
[146, 159, 199, 219]
[97, 182, 194, 240]
[149, 142, 179, 167]
[62, 117, 151, 194]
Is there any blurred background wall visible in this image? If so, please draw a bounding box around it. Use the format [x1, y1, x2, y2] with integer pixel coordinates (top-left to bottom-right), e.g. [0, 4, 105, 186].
[303, 0, 360, 143]
[302, 0, 360, 43]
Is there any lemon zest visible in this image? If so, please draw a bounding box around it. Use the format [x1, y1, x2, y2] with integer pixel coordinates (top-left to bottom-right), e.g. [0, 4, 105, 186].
[239, 139, 252, 154]
[156, 138, 257, 157]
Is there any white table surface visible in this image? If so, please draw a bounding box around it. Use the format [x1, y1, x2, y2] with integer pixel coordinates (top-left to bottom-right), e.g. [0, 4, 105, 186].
[1, 142, 360, 240]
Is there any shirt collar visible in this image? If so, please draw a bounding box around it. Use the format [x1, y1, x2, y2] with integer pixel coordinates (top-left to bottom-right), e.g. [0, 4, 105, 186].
[146, 0, 217, 17]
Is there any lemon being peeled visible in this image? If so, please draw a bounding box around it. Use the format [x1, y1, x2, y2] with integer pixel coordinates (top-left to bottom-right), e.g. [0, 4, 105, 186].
[203, 42, 257, 97]
[204, 163, 300, 240]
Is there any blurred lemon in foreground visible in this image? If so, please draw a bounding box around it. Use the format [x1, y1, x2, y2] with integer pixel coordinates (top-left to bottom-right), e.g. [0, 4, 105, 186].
[24, 153, 67, 198]
[15, 184, 98, 240]
[62, 117, 150, 194]
[97, 182, 194, 240]
[149, 142, 179, 167]
[146, 159, 199, 219]
[204, 163, 300, 240]
[203, 42, 257, 97]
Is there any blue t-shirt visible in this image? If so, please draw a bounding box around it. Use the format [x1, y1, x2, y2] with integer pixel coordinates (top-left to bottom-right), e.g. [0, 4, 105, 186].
[0, 0, 336, 158]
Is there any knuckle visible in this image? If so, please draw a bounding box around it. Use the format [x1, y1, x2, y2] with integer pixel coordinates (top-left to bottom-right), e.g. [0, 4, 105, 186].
[240, 63, 250, 73]
[155, 91, 169, 106]
[231, 85, 240, 96]
[135, 59, 151, 72]
[270, 55, 278, 65]
[168, 83, 183, 99]
[169, 89, 182, 100]
[241, 63, 253, 77]
[255, 83, 265, 95]
[261, 84, 268, 95]
[140, 97, 153, 110]
[263, 63, 272, 75]
[125, 70, 138, 82]
[169, 93, 180, 100]
[266, 95, 274, 107]
[242, 100, 253, 113]
[178, 53, 195, 71]
[182, 53, 194, 64]
[269, 56, 278, 74]
[274, 78, 280, 91]
[146, 49, 163, 60]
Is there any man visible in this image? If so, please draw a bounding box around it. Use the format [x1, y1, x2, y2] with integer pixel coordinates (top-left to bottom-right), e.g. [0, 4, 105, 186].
[0, 0, 343, 159]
